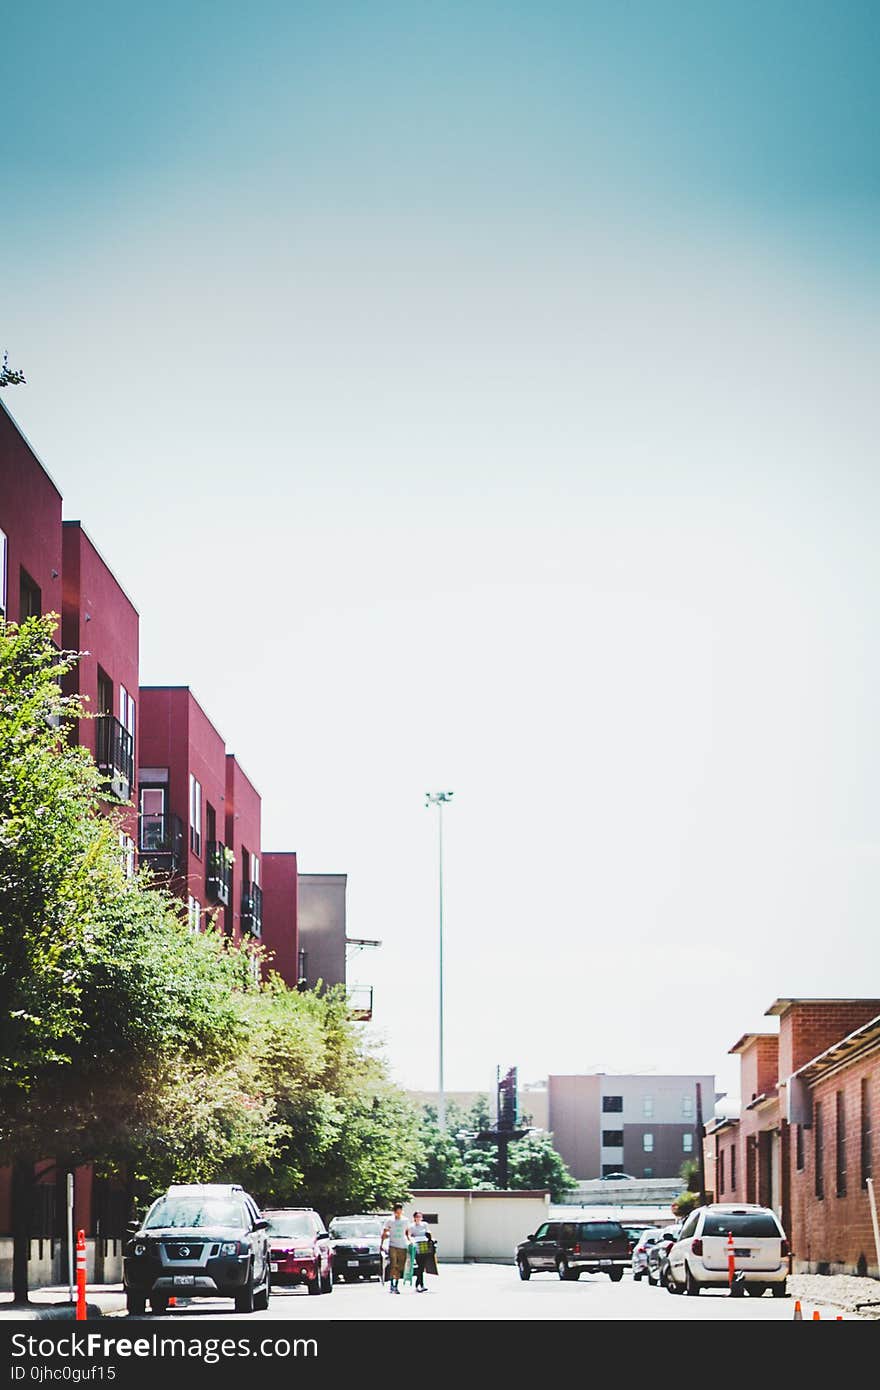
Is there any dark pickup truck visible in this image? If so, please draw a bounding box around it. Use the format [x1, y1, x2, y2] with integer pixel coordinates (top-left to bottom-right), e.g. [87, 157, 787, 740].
[516, 1219, 629, 1282]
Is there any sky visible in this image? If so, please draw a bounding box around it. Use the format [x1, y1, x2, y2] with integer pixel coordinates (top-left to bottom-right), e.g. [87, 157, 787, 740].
[3, 2, 880, 1110]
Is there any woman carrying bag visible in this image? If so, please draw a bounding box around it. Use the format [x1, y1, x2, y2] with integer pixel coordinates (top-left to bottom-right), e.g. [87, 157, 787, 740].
[409, 1211, 436, 1292]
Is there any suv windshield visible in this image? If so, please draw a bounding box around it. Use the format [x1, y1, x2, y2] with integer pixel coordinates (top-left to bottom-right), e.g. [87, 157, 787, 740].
[145, 1197, 246, 1229]
[702, 1213, 781, 1238]
[265, 1213, 317, 1238]
[330, 1220, 382, 1239]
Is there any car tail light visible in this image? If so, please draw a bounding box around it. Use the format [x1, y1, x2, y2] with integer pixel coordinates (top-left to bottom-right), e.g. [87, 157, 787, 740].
[572, 1244, 581, 1255]
[691, 1238, 703, 1256]
[781, 1239, 790, 1257]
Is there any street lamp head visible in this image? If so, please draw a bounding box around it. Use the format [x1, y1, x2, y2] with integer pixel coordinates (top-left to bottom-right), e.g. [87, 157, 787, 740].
[425, 790, 454, 806]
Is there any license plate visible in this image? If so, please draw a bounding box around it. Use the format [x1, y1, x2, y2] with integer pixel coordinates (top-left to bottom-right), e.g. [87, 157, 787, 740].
[270, 1263, 279, 1272]
[173, 1275, 195, 1286]
[347, 1260, 360, 1267]
[733, 1249, 751, 1257]
[598, 1259, 611, 1265]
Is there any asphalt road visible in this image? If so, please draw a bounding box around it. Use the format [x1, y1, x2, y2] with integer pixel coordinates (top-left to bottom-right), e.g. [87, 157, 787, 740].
[138, 1264, 855, 1321]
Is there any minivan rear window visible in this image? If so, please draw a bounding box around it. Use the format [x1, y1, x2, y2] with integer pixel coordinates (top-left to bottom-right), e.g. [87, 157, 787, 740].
[578, 1222, 625, 1240]
[702, 1213, 781, 1238]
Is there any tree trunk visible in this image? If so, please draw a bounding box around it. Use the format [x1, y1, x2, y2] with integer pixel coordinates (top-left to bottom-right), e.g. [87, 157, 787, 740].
[11, 1159, 33, 1304]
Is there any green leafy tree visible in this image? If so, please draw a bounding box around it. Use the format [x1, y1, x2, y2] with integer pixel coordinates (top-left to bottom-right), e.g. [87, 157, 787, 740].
[0, 350, 26, 387]
[412, 1098, 576, 1201]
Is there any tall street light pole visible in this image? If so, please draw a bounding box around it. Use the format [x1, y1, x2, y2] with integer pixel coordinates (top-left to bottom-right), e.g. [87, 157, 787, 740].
[425, 791, 453, 1131]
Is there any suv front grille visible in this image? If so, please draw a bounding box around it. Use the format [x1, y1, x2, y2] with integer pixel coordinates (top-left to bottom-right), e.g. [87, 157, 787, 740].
[164, 1243, 205, 1260]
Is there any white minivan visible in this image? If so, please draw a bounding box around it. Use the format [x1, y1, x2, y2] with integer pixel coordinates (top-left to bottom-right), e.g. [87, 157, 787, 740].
[665, 1203, 789, 1297]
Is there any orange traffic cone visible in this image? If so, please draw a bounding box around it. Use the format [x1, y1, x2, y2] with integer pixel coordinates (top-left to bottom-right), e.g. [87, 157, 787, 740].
[793, 1300, 803, 1320]
[812, 1309, 821, 1320]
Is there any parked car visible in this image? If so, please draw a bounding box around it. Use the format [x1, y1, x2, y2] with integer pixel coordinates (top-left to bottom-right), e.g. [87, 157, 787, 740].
[263, 1207, 334, 1294]
[516, 1219, 629, 1282]
[600, 1172, 637, 1181]
[123, 1183, 271, 1315]
[328, 1214, 390, 1281]
[645, 1226, 681, 1287]
[631, 1227, 665, 1280]
[622, 1223, 653, 1257]
[664, 1203, 789, 1297]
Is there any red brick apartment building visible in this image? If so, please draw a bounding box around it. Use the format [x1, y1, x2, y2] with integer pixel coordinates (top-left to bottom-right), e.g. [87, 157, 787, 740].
[0, 400, 63, 628]
[705, 998, 880, 1276]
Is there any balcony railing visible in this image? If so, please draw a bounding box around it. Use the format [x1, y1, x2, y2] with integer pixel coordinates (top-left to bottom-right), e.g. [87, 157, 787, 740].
[348, 986, 373, 1021]
[241, 882, 263, 936]
[138, 812, 184, 873]
[206, 841, 231, 906]
[95, 714, 133, 802]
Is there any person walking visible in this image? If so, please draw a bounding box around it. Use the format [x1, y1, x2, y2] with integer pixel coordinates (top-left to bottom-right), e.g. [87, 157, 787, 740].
[380, 1203, 411, 1294]
[409, 1211, 433, 1292]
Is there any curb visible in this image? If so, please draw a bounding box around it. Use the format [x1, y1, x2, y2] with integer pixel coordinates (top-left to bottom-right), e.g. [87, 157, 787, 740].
[2, 1303, 105, 1321]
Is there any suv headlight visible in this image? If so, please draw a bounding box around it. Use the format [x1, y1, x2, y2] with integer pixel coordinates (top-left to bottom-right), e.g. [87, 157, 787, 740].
[220, 1241, 241, 1256]
[293, 1247, 314, 1258]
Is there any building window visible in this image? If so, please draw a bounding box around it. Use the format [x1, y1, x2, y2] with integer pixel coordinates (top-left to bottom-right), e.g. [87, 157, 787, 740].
[118, 832, 135, 879]
[643, 1096, 654, 1118]
[815, 1101, 824, 1200]
[187, 896, 201, 933]
[602, 1096, 623, 1113]
[796, 1124, 804, 1172]
[97, 666, 113, 714]
[836, 1090, 847, 1198]
[730, 1145, 737, 1191]
[189, 774, 202, 857]
[120, 686, 135, 746]
[718, 1149, 725, 1194]
[683, 1132, 693, 1153]
[682, 1095, 694, 1118]
[0, 528, 7, 619]
[602, 1131, 624, 1148]
[862, 1077, 873, 1188]
[643, 1133, 654, 1153]
[642, 1168, 653, 1178]
[19, 568, 41, 620]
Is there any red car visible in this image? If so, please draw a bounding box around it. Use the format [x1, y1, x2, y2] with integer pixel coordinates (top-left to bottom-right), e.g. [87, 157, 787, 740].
[263, 1208, 334, 1295]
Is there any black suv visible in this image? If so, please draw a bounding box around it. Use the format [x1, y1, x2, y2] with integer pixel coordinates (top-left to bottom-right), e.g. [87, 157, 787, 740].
[516, 1219, 629, 1282]
[123, 1183, 272, 1315]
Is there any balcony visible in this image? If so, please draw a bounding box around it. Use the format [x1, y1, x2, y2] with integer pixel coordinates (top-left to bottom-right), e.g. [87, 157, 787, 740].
[138, 812, 184, 874]
[206, 841, 231, 906]
[241, 882, 262, 937]
[348, 986, 373, 1021]
[95, 713, 133, 802]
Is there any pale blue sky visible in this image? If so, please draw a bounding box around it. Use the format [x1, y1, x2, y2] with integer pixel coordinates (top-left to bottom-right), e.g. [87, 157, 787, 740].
[3, 2, 880, 1106]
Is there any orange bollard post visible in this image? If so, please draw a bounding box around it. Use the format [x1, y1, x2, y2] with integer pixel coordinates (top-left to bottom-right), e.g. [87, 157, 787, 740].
[793, 1299, 803, 1320]
[75, 1229, 87, 1321]
[727, 1231, 735, 1289]
[812, 1309, 821, 1320]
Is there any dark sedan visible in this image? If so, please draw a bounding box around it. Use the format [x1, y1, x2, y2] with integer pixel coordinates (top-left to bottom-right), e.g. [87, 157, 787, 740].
[329, 1214, 389, 1281]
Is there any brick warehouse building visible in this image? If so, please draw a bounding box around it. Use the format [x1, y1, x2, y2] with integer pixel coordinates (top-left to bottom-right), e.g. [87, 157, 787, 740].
[705, 998, 880, 1276]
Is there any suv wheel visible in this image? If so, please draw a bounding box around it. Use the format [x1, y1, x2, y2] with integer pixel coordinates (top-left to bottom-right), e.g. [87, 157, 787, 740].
[150, 1293, 168, 1315]
[646, 1266, 657, 1286]
[685, 1265, 702, 1296]
[235, 1268, 256, 1313]
[126, 1293, 146, 1316]
[557, 1256, 570, 1281]
[321, 1264, 333, 1294]
[746, 1282, 766, 1298]
[772, 1280, 788, 1298]
[517, 1258, 531, 1281]
[608, 1268, 624, 1283]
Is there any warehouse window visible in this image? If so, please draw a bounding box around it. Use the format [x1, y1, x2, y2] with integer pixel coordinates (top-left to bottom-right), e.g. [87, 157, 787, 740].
[815, 1101, 824, 1200]
[836, 1091, 846, 1198]
[602, 1095, 623, 1113]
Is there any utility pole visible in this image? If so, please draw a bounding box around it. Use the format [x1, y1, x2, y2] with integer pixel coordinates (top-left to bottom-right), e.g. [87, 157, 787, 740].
[425, 791, 453, 1130]
[695, 1082, 708, 1205]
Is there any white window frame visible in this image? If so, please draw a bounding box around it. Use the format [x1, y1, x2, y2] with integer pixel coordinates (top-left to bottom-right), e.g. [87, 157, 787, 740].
[0, 527, 7, 619]
[643, 1096, 654, 1119]
[683, 1132, 694, 1153]
[643, 1132, 654, 1153]
[188, 895, 201, 933]
[682, 1095, 694, 1118]
[252, 854, 260, 887]
[189, 773, 202, 857]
